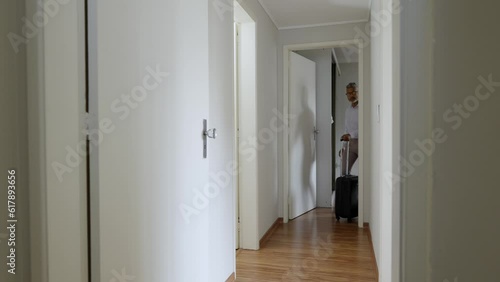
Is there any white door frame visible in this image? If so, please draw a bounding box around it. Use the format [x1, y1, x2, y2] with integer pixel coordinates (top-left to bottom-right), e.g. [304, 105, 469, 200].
[26, 0, 88, 281]
[282, 40, 365, 228]
[233, 22, 240, 250]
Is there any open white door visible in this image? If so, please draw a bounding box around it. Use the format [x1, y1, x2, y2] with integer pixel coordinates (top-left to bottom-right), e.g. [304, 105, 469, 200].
[88, 0, 231, 281]
[289, 52, 317, 219]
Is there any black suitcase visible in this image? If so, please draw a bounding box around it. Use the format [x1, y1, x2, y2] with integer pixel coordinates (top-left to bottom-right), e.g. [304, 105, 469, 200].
[335, 175, 358, 221]
[335, 141, 359, 222]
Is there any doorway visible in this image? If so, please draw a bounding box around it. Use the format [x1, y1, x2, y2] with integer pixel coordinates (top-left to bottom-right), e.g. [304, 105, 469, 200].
[282, 40, 365, 228]
[332, 45, 360, 183]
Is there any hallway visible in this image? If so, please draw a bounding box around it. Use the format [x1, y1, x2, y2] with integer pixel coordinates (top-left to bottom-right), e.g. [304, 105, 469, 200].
[236, 208, 377, 281]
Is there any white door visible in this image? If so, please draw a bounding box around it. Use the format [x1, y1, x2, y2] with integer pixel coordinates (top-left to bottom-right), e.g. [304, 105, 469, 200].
[89, 0, 224, 281]
[207, 3, 236, 280]
[289, 52, 317, 219]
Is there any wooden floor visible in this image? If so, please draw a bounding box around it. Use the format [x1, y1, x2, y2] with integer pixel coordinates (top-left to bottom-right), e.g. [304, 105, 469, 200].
[236, 208, 377, 281]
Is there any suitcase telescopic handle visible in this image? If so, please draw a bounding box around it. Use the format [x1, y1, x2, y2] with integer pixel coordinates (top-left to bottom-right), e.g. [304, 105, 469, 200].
[343, 140, 350, 176]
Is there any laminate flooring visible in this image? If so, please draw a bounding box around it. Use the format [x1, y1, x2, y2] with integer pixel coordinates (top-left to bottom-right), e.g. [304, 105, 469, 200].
[236, 208, 377, 282]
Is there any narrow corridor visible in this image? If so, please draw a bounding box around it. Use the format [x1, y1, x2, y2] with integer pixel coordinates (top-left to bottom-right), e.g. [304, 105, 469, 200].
[236, 208, 377, 281]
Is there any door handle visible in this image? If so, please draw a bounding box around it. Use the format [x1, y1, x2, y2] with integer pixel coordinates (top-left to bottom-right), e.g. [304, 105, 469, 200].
[314, 127, 320, 140]
[204, 128, 217, 139]
[203, 119, 217, 158]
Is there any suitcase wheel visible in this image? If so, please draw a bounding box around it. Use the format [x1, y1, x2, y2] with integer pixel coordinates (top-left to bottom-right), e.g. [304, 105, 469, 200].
[347, 218, 353, 223]
[336, 216, 340, 221]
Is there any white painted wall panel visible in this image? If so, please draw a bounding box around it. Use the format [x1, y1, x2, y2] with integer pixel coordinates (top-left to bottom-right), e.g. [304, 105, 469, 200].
[0, 1, 30, 281]
[238, 0, 280, 241]
[430, 1, 500, 280]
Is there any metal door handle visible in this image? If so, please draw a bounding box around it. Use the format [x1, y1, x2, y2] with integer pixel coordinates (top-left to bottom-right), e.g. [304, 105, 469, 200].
[204, 128, 217, 139]
[203, 119, 217, 158]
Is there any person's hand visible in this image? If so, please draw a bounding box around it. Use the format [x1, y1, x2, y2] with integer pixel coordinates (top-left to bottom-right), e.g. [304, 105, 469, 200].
[340, 134, 351, 141]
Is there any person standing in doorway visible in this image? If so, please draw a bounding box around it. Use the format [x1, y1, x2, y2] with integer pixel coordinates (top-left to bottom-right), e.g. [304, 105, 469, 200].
[340, 82, 359, 175]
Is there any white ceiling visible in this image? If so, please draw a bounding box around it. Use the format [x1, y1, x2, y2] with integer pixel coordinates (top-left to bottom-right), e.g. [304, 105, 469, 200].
[258, 0, 371, 30]
[234, 1, 254, 23]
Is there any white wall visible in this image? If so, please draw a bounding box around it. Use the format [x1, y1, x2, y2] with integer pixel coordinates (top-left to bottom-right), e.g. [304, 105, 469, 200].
[237, 0, 280, 241]
[431, 0, 500, 278]
[26, 0, 48, 279]
[1, 1, 30, 281]
[402, 0, 500, 281]
[278, 23, 372, 221]
[335, 63, 360, 177]
[295, 49, 333, 208]
[369, 0, 401, 280]
[400, 0, 433, 280]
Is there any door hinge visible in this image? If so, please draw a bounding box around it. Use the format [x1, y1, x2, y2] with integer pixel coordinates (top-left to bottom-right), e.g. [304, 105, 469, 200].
[83, 112, 97, 140]
[83, 112, 91, 138]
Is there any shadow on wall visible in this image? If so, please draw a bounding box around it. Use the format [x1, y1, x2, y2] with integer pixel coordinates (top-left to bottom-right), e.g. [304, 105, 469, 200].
[293, 87, 316, 208]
